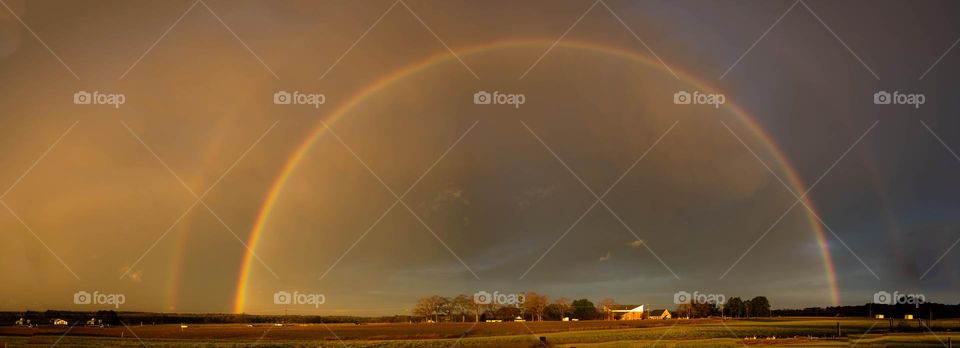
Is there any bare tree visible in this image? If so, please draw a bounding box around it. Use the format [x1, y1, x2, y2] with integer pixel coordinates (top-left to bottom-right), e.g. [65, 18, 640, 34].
[428, 295, 450, 322]
[450, 295, 473, 322]
[412, 296, 451, 322]
[599, 298, 618, 320]
[554, 297, 572, 320]
[412, 297, 433, 322]
[523, 292, 549, 321]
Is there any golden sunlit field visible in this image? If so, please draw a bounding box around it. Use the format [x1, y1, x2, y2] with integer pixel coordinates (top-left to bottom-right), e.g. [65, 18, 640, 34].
[2, 317, 958, 347]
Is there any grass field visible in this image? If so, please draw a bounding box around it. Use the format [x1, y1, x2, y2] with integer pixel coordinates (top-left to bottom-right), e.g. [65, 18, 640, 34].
[1, 317, 957, 347]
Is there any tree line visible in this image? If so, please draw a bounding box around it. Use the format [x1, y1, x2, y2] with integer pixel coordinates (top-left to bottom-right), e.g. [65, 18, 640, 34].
[412, 293, 773, 322]
[412, 293, 605, 322]
[674, 296, 771, 318]
[774, 302, 960, 318]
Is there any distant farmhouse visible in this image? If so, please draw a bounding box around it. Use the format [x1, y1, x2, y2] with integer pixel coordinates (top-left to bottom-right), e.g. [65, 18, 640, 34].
[649, 309, 672, 320]
[602, 305, 672, 320]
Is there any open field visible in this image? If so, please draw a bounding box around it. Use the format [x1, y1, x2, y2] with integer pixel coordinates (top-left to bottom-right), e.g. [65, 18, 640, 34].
[2, 317, 959, 347]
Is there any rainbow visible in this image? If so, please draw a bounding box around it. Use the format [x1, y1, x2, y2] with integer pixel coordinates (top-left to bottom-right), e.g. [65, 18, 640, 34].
[232, 39, 839, 313]
[164, 123, 231, 312]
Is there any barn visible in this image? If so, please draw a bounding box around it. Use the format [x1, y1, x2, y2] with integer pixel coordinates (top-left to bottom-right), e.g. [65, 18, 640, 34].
[604, 305, 645, 320]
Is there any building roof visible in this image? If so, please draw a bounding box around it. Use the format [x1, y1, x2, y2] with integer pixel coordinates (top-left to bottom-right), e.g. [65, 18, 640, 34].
[606, 305, 644, 312]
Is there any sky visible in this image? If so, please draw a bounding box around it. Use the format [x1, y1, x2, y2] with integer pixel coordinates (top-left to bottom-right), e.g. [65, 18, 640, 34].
[1, 0, 959, 316]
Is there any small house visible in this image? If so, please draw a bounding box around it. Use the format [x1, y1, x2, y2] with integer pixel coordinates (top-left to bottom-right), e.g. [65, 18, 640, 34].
[649, 309, 672, 320]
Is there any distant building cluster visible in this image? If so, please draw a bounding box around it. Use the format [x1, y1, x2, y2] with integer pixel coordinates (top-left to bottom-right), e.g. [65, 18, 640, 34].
[601, 305, 672, 320]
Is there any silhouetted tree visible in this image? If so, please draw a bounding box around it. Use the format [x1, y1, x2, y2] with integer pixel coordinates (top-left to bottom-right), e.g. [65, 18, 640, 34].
[571, 299, 596, 320]
[749, 296, 771, 317]
[490, 306, 521, 321]
[726, 297, 745, 318]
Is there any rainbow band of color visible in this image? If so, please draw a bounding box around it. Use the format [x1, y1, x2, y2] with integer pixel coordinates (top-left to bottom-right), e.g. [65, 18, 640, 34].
[233, 39, 839, 313]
